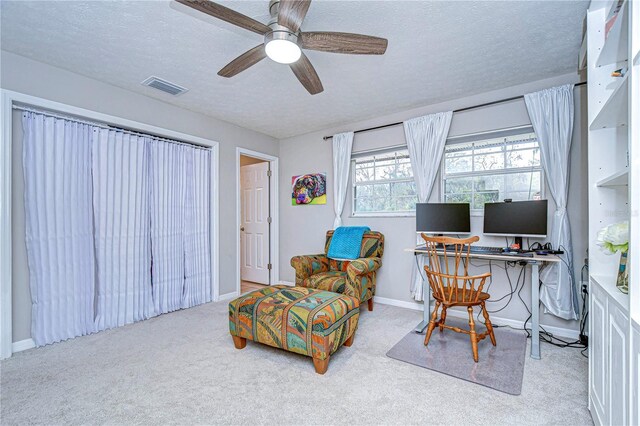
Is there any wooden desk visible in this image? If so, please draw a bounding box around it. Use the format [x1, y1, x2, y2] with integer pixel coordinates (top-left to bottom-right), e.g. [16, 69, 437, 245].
[405, 247, 561, 360]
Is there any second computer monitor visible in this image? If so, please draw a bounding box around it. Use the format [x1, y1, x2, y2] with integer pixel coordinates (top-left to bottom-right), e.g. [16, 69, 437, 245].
[416, 203, 471, 235]
[483, 200, 548, 238]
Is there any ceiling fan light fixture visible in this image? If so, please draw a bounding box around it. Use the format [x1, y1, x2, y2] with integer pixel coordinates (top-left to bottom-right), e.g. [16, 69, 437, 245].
[264, 31, 301, 64]
[178, 0, 388, 95]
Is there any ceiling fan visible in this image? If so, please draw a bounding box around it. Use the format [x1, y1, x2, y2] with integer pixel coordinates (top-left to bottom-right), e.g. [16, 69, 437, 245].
[176, 0, 388, 95]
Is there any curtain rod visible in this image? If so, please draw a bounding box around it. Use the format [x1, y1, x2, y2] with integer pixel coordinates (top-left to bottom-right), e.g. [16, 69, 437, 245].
[12, 105, 211, 151]
[322, 81, 587, 141]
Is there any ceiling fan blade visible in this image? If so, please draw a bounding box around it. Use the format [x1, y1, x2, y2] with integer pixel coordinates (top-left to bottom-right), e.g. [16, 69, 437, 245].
[176, 0, 271, 35]
[301, 32, 388, 55]
[218, 45, 266, 77]
[290, 53, 323, 95]
[278, 0, 311, 33]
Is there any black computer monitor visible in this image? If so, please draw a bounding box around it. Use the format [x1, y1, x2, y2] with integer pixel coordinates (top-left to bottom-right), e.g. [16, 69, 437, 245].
[416, 203, 471, 235]
[483, 200, 548, 247]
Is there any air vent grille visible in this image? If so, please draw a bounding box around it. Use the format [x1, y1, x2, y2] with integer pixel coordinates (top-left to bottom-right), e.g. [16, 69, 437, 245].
[141, 76, 188, 96]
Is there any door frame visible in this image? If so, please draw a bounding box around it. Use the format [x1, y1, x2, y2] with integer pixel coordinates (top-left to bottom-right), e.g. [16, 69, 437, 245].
[0, 89, 220, 358]
[236, 147, 279, 295]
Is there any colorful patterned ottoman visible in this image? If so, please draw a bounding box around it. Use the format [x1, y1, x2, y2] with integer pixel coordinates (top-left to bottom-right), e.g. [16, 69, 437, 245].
[228, 285, 360, 374]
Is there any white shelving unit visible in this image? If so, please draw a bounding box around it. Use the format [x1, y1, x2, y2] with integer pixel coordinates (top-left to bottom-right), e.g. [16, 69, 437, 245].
[591, 273, 630, 309]
[595, 0, 628, 66]
[596, 168, 629, 187]
[627, 0, 640, 424]
[586, 1, 638, 425]
[589, 73, 628, 129]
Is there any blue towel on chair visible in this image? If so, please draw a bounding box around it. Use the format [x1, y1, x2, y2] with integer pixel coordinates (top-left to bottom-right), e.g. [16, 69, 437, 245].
[327, 226, 371, 260]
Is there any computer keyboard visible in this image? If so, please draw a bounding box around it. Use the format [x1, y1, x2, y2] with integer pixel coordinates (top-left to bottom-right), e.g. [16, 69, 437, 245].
[468, 246, 503, 254]
[415, 244, 504, 254]
[415, 245, 537, 257]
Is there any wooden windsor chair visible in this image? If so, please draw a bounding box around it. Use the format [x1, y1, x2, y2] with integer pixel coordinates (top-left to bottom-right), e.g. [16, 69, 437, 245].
[421, 234, 497, 362]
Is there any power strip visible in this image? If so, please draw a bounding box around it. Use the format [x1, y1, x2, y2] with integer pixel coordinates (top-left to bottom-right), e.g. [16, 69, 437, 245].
[580, 334, 589, 346]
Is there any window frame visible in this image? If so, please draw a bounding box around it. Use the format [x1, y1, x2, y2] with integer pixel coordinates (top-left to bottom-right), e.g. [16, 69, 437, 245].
[440, 133, 545, 216]
[350, 147, 418, 217]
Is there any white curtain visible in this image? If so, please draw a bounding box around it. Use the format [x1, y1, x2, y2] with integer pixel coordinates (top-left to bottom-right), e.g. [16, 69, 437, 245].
[524, 84, 579, 320]
[182, 147, 212, 308]
[22, 110, 214, 345]
[404, 111, 453, 301]
[149, 141, 187, 314]
[22, 112, 96, 346]
[332, 132, 354, 229]
[92, 129, 155, 331]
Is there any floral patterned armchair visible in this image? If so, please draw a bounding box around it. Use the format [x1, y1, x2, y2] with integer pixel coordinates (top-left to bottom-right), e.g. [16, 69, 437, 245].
[290, 230, 384, 311]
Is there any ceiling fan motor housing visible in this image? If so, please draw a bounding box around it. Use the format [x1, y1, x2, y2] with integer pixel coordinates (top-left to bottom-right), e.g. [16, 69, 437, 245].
[266, 0, 299, 46]
[264, 0, 301, 64]
[264, 27, 299, 47]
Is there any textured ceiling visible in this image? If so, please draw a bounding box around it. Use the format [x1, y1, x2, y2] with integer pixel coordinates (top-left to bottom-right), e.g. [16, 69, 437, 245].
[0, 0, 588, 139]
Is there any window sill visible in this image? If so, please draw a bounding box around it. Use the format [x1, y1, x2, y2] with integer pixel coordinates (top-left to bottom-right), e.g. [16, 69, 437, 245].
[350, 213, 416, 218]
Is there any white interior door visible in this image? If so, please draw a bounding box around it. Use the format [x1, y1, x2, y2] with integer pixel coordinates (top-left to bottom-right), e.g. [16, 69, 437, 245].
[240, 162, 270, 284]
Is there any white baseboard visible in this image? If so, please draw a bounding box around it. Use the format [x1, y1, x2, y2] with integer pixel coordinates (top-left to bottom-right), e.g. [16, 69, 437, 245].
[278, 280, 295, 287]
[374, 296, 423, 311]
[12, 338, 35, 353]
[218, 291, 239, 302]
[373, 296, 579, 340]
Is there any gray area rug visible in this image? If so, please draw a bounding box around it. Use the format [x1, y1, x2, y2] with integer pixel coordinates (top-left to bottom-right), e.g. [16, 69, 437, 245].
[386, 318, 527, 395]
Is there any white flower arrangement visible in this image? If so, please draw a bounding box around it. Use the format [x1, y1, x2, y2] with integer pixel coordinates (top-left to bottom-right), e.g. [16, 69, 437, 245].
[596, 221, 629, 255]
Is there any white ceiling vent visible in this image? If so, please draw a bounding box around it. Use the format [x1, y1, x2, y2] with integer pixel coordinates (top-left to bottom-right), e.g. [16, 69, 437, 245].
[141, 76, 188, 96]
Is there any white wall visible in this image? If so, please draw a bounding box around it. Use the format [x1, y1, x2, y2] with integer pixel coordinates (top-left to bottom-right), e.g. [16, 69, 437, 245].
[2, 51, 279, 342]
[279, 73, 588, 334]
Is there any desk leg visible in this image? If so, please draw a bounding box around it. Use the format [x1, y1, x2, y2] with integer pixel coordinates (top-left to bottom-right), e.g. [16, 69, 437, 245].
[531, 262, 541, 360]
[414, 274, 431, 333]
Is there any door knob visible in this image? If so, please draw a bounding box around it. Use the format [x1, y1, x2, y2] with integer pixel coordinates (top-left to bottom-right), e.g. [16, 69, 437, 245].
[240, 227, 245, 231]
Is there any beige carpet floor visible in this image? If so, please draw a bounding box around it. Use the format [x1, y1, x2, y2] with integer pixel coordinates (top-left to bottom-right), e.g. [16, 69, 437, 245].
[1, 300, 592, 425]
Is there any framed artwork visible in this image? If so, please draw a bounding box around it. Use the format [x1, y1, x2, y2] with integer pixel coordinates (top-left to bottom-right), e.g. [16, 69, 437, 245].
[292, 173, 326, 205]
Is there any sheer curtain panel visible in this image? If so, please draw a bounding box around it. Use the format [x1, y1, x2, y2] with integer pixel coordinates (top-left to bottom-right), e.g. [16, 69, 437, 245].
[332, 132, 354, 229]
[22, 112, 96, 346]
[92, 129, 154, 331]
[403, 111, 453, 301]
[149, 141, 187, 314]
[524, 84, 579, 320]
[182, 147, 212, 308]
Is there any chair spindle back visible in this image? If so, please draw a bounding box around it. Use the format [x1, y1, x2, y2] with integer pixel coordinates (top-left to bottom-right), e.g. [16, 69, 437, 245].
[420, 234, 489, 304]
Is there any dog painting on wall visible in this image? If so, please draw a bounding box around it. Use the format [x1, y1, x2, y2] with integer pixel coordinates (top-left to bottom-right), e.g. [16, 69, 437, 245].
[291, 173, 327, 205]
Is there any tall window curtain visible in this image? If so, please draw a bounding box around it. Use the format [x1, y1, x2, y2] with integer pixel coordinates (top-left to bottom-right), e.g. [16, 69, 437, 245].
[524, 84, 579, 320]
[182, 147, 212, 308]
[92, 129, 154, 331]
[332, 132, 354, 229]
[403, 111, 453, 301]
[22, 112, 96, 346]
[149, 141, 187, 314]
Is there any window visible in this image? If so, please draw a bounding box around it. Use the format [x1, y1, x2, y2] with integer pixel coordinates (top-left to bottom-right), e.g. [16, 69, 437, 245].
[443, 132, 543, 211]
[352, 149, 417, 215]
